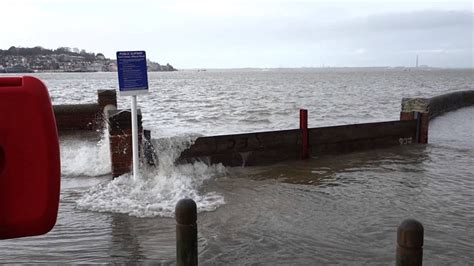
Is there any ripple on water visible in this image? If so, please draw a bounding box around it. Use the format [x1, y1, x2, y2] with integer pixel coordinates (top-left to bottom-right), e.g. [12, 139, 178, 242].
[0, 70, 472, 263]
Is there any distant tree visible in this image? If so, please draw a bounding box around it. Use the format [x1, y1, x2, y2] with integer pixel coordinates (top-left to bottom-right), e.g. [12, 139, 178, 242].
[31, 46, 44, 56]
[7, 46, 17, 54]
[56, 47, 77, 55]
[55, 47, 67, 54]
[0, 46, 175, 72]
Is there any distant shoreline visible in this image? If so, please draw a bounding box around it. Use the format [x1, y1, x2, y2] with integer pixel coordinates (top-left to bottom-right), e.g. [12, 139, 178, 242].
[1, 66, 472, 74]
[0, 46, 177, 73]
[179, 66, 472, 71]
[0, 69, 177, 74]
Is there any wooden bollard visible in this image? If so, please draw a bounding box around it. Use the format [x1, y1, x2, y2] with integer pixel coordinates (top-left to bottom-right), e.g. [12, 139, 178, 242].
[176, 199, 198, 266]
[300, 109, 309, 159]
[396, 219, 424, 266]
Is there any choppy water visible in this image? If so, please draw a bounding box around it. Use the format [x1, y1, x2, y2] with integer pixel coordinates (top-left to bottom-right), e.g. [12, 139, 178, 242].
[0, 69, 473, 264]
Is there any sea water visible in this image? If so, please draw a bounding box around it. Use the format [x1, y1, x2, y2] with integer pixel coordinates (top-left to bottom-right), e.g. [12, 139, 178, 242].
[0, 68, 473, 263]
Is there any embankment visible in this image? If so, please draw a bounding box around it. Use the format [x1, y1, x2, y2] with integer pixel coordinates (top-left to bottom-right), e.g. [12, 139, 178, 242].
[51, 89, 473, 176]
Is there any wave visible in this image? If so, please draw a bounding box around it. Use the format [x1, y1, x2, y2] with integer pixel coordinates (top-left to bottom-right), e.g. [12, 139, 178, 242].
[76, 135, 226, 217]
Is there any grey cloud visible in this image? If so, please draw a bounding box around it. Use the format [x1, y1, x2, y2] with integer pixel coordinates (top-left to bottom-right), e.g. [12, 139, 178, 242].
[179, 10, 472, 45]
[151, 8, 473, 68]
[278, 10, 474, 42]
[358, 10, 473, 31]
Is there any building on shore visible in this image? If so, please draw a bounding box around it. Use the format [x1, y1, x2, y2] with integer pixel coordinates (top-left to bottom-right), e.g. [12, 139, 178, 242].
[0, 46, 176, 73]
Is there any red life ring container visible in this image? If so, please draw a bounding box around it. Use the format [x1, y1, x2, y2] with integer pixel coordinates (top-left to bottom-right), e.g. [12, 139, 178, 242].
[0, 76, 60, 239]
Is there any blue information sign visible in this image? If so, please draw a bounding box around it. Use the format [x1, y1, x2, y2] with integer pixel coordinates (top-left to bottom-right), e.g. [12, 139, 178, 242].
[116, 51, 148, 95]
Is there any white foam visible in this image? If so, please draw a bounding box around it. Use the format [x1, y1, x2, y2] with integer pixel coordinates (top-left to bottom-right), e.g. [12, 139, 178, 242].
[60, 133, 111, 177]
[76, 135, 226, 217]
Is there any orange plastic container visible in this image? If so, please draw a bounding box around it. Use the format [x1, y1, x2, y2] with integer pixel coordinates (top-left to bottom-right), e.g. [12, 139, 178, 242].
[0, 76, 60, 239]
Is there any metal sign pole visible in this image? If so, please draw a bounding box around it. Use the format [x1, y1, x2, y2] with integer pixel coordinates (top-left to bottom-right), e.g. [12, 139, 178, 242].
[131, 95, 139, 180]
[116, 50, 148, 180]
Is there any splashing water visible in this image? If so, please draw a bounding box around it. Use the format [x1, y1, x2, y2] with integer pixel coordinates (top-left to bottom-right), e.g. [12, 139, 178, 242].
[76, 135, 226, 217]
[60, 133, 111, 177]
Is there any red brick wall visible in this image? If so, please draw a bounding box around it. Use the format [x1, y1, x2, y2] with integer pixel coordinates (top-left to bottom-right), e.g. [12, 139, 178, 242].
[419, 113, 429, 144]
[400, 112, 415, 121]
[107, 109, 143, 178]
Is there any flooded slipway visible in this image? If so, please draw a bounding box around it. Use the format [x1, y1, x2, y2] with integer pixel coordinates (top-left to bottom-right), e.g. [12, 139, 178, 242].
[0, 69, 473, 264]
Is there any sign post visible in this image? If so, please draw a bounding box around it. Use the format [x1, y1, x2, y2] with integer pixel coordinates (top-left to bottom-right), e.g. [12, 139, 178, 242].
[116, 51, 149, 180]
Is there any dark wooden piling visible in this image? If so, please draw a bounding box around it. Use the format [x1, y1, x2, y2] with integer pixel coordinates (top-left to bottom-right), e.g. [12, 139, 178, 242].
[175, 198, 198, 266]
[396, 219, 424, 266]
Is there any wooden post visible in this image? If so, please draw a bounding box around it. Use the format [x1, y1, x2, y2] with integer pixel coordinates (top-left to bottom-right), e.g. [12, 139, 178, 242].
[176, 199, 198, 266]
[300, 109, 309, 159]
[396, 219, 424, 266]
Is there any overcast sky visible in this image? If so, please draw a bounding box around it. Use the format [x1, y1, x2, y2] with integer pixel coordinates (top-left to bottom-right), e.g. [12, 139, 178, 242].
[2, 0, 473, 68]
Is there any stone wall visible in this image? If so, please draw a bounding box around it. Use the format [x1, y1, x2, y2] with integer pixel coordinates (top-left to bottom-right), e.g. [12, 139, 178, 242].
[400, 90, 474, 144]
[53, 90, 117, 132]
[428, 90, 474, 119]
[178, 119, 417, 167]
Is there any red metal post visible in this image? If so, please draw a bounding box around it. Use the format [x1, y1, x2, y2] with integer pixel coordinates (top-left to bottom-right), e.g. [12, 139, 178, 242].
[300, 109, 309, 159]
